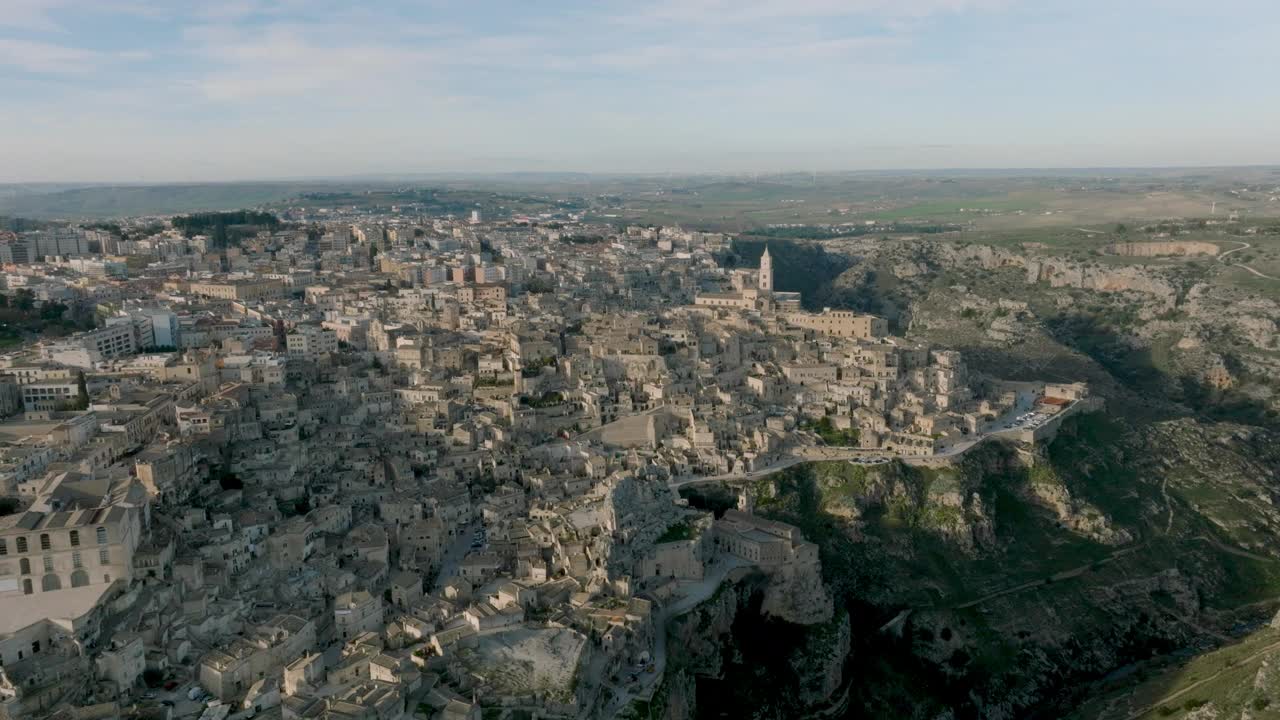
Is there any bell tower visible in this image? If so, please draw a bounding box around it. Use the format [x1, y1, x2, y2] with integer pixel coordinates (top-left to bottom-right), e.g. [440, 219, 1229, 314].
[758, 246, 773, 292]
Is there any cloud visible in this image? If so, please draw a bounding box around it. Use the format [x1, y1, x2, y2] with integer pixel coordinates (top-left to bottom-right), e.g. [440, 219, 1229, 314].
[587, 35, 904, 70]
[0, 0, 72, 31]
[0, 38, 102, 73]
[0, 0, 170, 31]
[616, 0, 1013, 26]
[0, 37, 155, 74]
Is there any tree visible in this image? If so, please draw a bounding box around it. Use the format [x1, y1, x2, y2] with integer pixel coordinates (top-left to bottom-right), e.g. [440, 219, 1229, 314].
[1115, 223, 1128, 234]
[39, 302, 67, 322]
[73, 371, 89, 410]
[13, 289, 35, 311]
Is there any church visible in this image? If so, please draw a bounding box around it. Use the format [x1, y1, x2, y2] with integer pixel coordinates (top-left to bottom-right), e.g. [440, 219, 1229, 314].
[693, 247, 803, 312]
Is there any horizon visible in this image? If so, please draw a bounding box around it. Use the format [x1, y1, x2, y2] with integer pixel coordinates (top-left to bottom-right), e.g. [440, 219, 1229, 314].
[4, 0, 1280, 183]
[5, 163, 1280, 189]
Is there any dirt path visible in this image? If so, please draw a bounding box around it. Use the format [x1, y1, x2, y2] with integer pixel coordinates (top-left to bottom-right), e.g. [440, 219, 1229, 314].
[1193, 535, 1277, 564]
[1230, 263, 1278, 280]
[1160, 477, 1174, 535]
[1214, 241, 1276, 280]
[1217, 240, 1251, 262]
[950, 543, 1146, 610]
[1119, 638, 1280, 720]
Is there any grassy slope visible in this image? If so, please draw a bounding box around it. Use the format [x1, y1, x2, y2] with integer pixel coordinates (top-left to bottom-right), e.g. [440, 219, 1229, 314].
[1070, 625, 1280, 720]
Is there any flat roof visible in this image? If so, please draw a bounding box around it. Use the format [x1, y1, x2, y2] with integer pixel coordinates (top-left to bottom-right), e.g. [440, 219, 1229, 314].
[0, 582, 111, 636]
[0, 417, 64, 444]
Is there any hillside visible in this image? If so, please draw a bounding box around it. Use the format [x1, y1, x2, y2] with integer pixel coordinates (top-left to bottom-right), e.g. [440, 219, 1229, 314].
[674, 412, 1280, 719]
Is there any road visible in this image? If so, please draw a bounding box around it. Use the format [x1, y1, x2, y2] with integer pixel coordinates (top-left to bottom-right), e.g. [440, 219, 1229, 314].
[670, 391, 1044, 490]
[1217, 240, 1277, 280]
[433, 519, 480, 591]
[1217, 240, 1251, 262]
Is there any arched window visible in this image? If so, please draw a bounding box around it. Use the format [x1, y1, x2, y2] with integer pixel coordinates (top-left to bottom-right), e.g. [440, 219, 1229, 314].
[19, 558, 30, 575]
[41, 574, 61, 592]
[99, 548, 110, 565]
[39, 534, 50, 551]
[15, 537, 27, 553]
[0, 539, 6, 556]
[22, 579, 32, 595]
[71, 551, 82, 568]
[69, 530, 79, 547]
[70, 570, 89, 588]
[43, 556, 53, 573]
[96, 527, 108, 545]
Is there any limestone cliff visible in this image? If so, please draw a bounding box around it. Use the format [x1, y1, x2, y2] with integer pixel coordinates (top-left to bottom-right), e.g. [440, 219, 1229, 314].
[650, 574, 849, 719]
[677, 412, 1280, 719]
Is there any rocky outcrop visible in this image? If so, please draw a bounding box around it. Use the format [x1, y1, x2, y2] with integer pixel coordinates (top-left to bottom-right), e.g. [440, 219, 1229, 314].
[668, 583, 746, 681]
[1023, 259, 1178, 301]
[1023, 466, 1133, 545]
[1103, 241, 1220, 257]
[659, 575, 846, 717]
[792, 611, 851, 706]
[760, 559, 834, 625]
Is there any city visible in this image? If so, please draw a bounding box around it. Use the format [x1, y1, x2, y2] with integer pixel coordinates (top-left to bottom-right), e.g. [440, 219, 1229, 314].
[3, 1, 1280, 719]
[0, 207, 1101, 719]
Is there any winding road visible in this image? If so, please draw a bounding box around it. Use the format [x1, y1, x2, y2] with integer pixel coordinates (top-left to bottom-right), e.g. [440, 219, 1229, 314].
[669, 392, 1046, 491]
[1217, 240, 1252, 262]
[1217, 240, 1278, 280]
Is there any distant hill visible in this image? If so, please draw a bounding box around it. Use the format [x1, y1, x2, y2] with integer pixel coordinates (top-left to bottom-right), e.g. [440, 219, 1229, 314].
[0, 183, 323, 219]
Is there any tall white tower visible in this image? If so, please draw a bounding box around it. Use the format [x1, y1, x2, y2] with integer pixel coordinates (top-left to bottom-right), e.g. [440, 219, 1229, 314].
[758, 246, 774, 292]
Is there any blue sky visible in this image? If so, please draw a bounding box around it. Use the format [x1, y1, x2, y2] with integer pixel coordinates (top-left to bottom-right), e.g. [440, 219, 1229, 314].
[2, 0, 1278, 182]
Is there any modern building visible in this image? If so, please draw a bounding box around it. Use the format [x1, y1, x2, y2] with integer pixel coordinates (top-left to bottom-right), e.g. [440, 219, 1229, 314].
[286, 327, 338, 359]
[42, 322, 139, 369]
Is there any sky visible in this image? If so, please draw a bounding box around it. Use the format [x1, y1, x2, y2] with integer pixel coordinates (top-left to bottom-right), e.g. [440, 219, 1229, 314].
[1, 0, 1279, 182]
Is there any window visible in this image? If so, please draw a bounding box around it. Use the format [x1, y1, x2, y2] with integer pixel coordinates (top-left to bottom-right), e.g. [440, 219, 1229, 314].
[43, 556, 53, 573]
[0, 539, 6, 556]
[39, 534, 50, 551]
[15, 537, 27, 553]
[69, 530, 79, 547]
[96, 527, 107, 545]
[19, 558, 30, 575]
[71, 552, 82, 569]
[99, 548, 110, 565]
